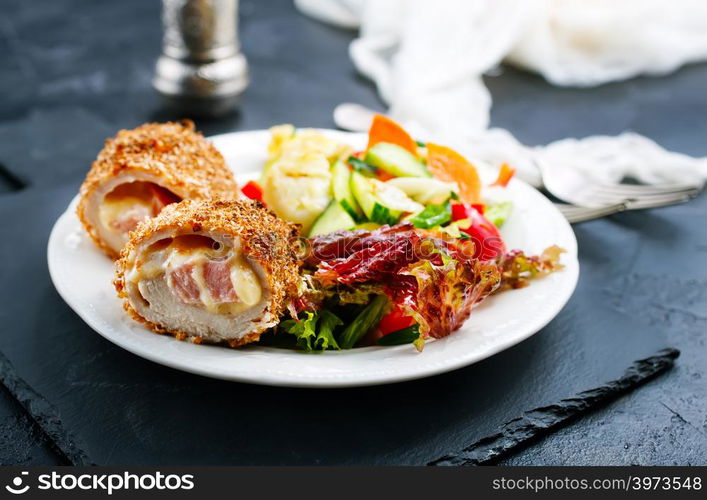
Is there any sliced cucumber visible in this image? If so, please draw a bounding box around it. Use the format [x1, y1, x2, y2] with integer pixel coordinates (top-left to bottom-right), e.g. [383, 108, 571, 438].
[331, 160, 364, 221]
[350, 172, 395, 224]
[369, 179, 424, 214]
[347, 156, 377, 177]
[386, 177, 458, 205]
[350, 171, 377, 220]
[365, 142, 431, 178]
[350, 171, 424, 226]
[370, 203, 398, 226]
[308, 200, 356, 237]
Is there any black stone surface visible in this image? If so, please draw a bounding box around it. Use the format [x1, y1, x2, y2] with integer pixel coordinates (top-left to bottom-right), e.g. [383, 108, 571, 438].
[0, 0, 705, 465]
[0, 351, 87, 465]
[0, 385, 61, 466]
[430, 349, 680, 466]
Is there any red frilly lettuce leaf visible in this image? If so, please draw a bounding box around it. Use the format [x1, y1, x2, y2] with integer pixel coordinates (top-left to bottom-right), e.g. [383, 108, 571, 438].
[303, 224, 564, 343]
[306, 224, 501, 339]
[398, 241, 500, 339]
[496, 245, 565, 290]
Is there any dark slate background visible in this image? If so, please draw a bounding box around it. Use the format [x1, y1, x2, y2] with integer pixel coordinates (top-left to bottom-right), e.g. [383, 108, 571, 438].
[0, 0, 705, 465]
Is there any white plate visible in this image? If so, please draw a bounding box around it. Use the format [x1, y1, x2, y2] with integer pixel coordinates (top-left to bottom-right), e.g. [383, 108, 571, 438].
[48, 130, 578, 388]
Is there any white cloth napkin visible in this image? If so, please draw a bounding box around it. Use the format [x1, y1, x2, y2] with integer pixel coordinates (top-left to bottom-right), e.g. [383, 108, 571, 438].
[295, 0, 707, 188]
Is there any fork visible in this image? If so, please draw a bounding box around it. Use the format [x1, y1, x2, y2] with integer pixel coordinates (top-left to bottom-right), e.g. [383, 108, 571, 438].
[552, 185, 701, 223]
[537, 156, 702, 222]
[555, 202, 627, 223]
[537, 157, 702, 208]
[555, 189, 700, 223]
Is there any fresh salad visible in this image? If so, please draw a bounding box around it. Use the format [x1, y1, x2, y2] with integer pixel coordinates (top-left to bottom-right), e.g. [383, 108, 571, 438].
[243, 115, 564, 351]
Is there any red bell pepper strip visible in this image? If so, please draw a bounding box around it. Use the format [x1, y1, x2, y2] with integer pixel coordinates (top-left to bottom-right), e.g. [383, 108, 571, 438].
[451, 202, 506, 260]
[377, 303, 416, 336]
[241, 180, 264, 203]
[451, 202, 467, 221]
[453, 202, 485, 219]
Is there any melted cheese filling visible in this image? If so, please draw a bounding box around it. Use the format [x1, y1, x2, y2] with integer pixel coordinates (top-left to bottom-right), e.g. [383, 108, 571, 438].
[98, 196, 152, 233]
[230, 258, 262, 307]
[99, 181, 180, 238]
[130, 236, 262, 315]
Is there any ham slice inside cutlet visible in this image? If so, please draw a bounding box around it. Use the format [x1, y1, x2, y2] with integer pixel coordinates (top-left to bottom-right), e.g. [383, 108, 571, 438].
[167, 259, 239, 307]
[160, 235, 250, 310]
[101, 181, 181, 237]
[167, 263, 203, 304]
[203, 260, 239, 303]
[110, 204, 153, 233]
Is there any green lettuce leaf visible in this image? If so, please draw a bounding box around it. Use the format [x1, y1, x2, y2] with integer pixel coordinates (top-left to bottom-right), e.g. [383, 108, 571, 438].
[484, 201, 513, 227]
[280, 310, 343, 352]
[280, 311, 318, 352]
[409, 200, 451, 229]
[314, 310, 343, 350]
[376, 324, 421, 346]
[338, 295, 390, 349]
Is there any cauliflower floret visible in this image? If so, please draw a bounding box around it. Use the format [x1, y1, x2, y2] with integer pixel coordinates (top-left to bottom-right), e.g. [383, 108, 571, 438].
[267, 125, 351, 165]
[262, 152, 332, 233]
[267, 125, 296, 162]
[263, 126, 354, 233]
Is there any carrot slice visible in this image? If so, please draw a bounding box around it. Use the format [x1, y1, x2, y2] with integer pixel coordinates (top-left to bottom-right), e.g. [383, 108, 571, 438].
[491, 162, 516, 187]
[426, 143, 482, 204]
[367, 114, 418, 157]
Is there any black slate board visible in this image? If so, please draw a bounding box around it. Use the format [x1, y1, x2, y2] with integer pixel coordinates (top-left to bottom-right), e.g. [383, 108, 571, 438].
[430, 348, 680, 466]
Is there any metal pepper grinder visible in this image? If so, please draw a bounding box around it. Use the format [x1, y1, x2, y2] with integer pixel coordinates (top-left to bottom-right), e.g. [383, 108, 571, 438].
[153, 0, 248, 116]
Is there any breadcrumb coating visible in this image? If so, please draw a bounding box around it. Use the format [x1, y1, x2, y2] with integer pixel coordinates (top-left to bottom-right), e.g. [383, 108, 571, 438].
[114, 199, 301, 347]
[77, 120, 238, 258]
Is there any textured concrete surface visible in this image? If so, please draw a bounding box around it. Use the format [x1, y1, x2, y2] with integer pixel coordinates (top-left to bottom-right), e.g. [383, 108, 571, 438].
[500, 270, 707, 465]
[0, 0, 704, 465]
